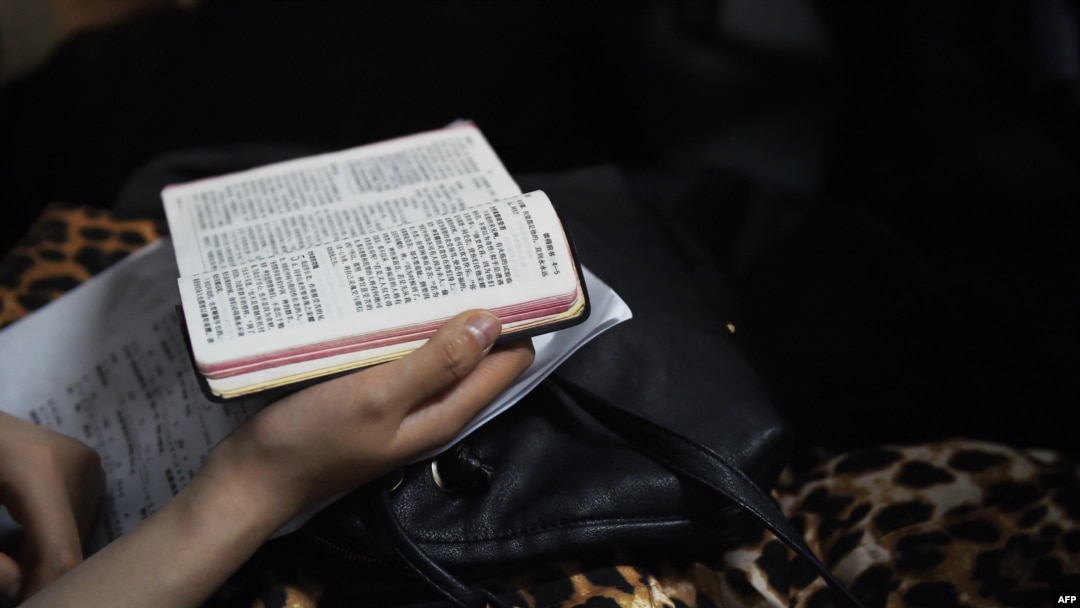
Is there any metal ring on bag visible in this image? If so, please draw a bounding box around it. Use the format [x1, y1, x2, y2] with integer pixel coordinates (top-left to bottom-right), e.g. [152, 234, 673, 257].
[388, 468, 405, 493]
[429, 444, 493, 495]
[430, 460, 453, 492]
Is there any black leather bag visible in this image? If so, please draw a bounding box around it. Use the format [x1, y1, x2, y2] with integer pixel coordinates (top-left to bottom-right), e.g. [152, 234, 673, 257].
[299, 169, 863, 608]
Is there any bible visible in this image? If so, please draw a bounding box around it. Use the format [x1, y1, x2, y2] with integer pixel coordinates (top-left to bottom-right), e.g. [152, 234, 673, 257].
[164, 124, 589, 400]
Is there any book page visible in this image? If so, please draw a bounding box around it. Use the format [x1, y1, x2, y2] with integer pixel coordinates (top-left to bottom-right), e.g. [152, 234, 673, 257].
[178, 191, 579, 372]
[0, 239, 631, 550]
[164, 124, 522, 276]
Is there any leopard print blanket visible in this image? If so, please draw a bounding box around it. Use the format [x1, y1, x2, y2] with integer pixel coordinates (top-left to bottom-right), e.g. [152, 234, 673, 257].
[0, 203, 163, 329]
[3, 206, 1078, 607]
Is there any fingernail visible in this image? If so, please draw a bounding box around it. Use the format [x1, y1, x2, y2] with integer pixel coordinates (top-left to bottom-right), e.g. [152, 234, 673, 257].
[465, 312, 500, 354]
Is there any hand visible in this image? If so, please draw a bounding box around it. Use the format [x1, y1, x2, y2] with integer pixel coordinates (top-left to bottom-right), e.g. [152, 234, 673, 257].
[16, 310, 533, 608]
[0, 412, 105, 603]
[201, 309, 535, 528]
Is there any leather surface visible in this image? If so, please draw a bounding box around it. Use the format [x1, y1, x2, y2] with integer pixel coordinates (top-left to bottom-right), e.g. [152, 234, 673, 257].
[528, 167, 789, 485]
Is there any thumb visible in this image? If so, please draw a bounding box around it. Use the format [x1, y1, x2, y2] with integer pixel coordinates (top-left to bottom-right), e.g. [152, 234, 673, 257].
[374, 310, 502, 404]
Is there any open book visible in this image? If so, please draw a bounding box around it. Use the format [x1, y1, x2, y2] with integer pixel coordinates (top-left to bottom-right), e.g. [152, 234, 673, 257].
[163, 124, 588, 399]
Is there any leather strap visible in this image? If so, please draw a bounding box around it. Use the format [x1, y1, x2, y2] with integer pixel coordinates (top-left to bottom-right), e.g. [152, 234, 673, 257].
[554, 380, 866, 608]
[373, 490, 502, 608]
[373, 380, 866, 608]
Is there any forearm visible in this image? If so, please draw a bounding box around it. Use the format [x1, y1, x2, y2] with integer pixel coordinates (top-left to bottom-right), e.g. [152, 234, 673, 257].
[14, 313, 530, 607]
[20, 456, 287, 608]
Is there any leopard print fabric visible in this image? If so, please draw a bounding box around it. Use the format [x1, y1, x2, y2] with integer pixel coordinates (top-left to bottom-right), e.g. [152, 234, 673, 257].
[0, 203, 164, 329]
[229, 441, 1078, 608]
[768, 441, 1080, 607]
[4, 207, 1078, 607]
[466, 441, 1079, 608]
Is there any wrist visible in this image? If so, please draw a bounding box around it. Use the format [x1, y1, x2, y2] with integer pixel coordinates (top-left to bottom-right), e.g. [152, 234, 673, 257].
[181, 448, 299, 544]
[20, 447, 301, 608]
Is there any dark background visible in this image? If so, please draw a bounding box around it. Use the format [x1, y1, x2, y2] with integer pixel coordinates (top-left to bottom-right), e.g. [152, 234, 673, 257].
[2, 0, 1077, 459]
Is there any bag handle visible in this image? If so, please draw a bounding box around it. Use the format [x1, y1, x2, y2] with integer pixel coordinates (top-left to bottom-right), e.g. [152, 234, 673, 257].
[372, 380, 866, 608]
[372, 489, 503, 608]
[554, 380, 866, 608]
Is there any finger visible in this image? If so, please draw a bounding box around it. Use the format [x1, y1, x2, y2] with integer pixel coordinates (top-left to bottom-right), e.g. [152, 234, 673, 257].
[368, 310, 503, 407]
[395, 340, 535, 452]
[4, 470, 83, 598]
[0, 553, 21, 604]
[66, 462, 105, 542]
